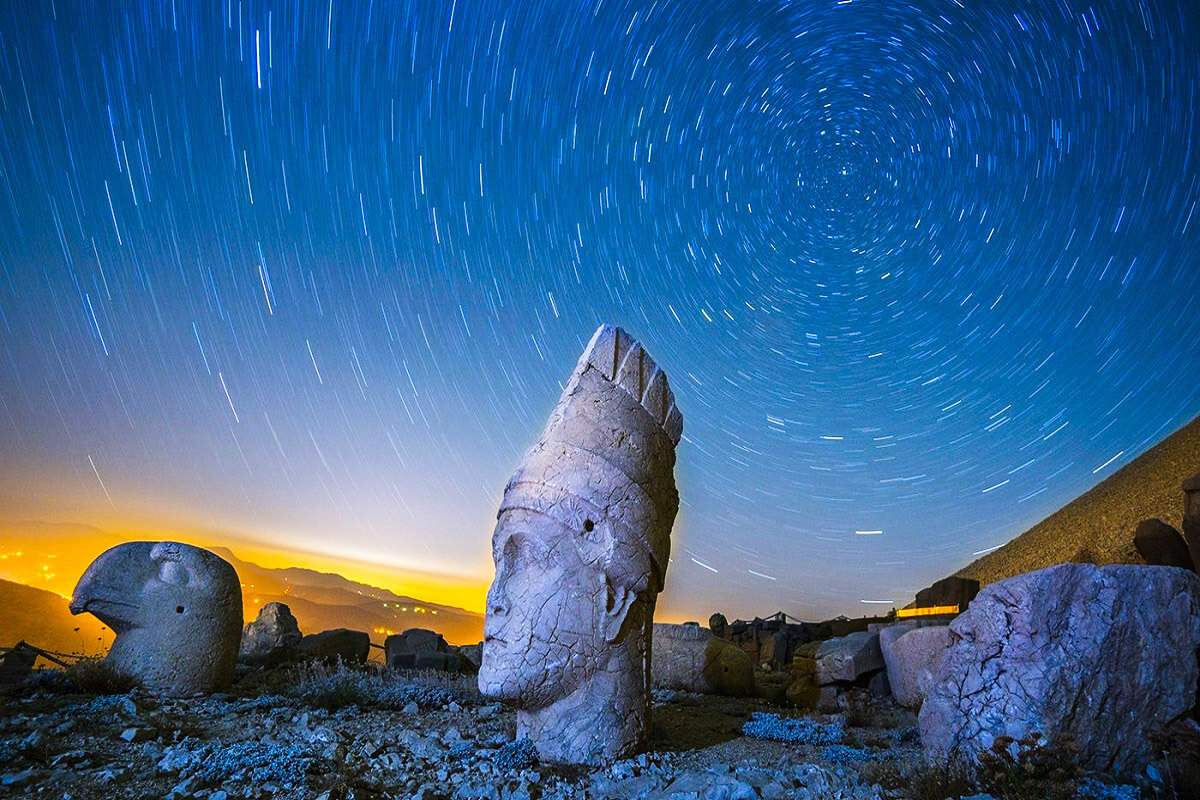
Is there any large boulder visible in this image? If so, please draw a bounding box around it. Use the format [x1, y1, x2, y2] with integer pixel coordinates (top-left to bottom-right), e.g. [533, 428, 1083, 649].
[385, 628, 465, 672]
[915, 576, 979, 611]
[813, 630, 883, 683]
[880, 624, 953, 710]
[652, 622, 755, 696]
[920, 563, 1200, 775]
[298, 628, 370, 666]
[1183, 472, 1200, 569]
[1133, 518, 1193, 572]
[239, 602, 301, 666]
[787, 631, 884, 710]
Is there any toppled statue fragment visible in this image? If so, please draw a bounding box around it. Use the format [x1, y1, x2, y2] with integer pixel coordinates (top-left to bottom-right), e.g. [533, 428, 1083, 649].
[478, 324, 683, 765]
[70, 541, 242, 695]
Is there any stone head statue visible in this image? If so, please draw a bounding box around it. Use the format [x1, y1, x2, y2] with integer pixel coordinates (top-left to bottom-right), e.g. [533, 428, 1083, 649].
[70, 541, 242, 695]
[478, 324, 682, 765]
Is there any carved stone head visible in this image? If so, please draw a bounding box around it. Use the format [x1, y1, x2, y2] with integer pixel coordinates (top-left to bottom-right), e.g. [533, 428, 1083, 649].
[70, 541, 242, 695]
[478, 325, 682, 764]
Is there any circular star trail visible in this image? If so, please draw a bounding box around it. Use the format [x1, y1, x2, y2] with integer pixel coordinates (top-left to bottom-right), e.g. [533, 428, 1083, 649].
[1, 0, 1197, 619]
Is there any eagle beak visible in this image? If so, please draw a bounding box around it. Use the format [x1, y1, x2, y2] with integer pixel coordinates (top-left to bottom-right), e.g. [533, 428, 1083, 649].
[69, 542, 153, 632]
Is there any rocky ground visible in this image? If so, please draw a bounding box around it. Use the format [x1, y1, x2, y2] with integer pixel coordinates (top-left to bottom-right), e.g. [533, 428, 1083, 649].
[0, 662, 1153, 800]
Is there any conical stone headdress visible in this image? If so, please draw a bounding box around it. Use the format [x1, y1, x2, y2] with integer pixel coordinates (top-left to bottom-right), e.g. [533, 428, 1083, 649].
[500, 324, 682, 594]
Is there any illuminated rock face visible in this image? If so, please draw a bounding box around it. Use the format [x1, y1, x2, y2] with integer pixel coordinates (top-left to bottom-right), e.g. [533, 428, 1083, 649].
[240, 601, 301, 666]
[478, 325, 682, 765]
[920, 563, 1200, 774]
[880, 624, 953, 710]
[70, 541, 242, 696]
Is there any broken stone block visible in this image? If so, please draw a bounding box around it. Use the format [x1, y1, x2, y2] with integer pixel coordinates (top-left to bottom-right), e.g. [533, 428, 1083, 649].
[813, 630, 884, 684]
[914, 576, 979, 611]
[652, 622, 754, 697]
[298, 629, 370, 665]
[880, 624, 954, 710]
[1134, 518, 1194, 572]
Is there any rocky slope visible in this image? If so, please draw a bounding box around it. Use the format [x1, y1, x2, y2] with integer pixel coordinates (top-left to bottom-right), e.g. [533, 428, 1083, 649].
[955, 413, 1200, 587]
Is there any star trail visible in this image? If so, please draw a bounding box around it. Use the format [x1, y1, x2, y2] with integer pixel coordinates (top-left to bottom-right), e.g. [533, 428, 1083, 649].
[1, 0, 1198, 620]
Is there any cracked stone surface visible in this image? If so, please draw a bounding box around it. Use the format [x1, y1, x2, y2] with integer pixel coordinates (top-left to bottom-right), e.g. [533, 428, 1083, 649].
[919, 563, 1200, 774]
[652, 623, 755, 697]
[70, 542, 243, 696]
[477, 324, 682, 766]
[879, 625, 952, 710]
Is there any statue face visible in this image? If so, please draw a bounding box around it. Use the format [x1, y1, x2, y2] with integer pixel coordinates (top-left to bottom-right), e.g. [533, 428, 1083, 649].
[478, 508, 611, 708]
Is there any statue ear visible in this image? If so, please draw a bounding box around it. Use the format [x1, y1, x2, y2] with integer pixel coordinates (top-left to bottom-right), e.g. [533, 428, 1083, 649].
[602, 579, 638, 643]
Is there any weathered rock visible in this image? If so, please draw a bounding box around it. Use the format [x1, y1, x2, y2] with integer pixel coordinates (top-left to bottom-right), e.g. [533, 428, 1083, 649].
[708, 613, 727, 638]
[385, 628, 459, 670]
[239, 602, 301, 666]
[880, 624, 953, 710]
[297, 629, 370, 665]
[1134, 518, 1193, 571]
[651, 622, 755, 697]
[758, 631, 789, 670]
[1183, 472, 1200, 570]
[919, 563, 1200, 775]
[0, 641, 39, 686]
[477, 325, 683, 765]
[914, 576, 979, 611]
[70, 541, 242, 696]
[814, 630, 884, 684]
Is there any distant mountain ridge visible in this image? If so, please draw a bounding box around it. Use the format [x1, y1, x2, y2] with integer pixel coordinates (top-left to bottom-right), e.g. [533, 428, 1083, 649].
[0, 527, 483, 656]
[213, 547, 483, 645]
[0, 579, 113, 658]
[954, 414, 1200, 587]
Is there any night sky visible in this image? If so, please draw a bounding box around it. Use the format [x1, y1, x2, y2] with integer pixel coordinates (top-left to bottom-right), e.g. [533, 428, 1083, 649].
[1, 0, 1198, 621]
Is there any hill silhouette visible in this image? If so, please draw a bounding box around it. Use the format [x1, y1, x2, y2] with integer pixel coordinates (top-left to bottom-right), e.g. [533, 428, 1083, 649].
[0, 579, 114, 658]
[0, 522, 483, 654]
[212, 547, 483, 645]
[955, 414, 1200, 586]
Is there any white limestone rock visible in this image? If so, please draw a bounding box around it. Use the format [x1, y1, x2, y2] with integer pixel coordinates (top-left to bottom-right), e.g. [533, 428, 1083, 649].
[880, 624, 953, 710]
[919, 563, 1200, 774]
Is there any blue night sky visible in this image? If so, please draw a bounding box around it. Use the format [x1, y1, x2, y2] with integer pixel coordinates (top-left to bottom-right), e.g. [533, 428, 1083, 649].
[1, 0, 1198, 620]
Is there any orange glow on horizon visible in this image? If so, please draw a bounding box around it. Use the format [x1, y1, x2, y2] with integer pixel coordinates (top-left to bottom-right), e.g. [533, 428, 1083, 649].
[0, 522, 490, 615]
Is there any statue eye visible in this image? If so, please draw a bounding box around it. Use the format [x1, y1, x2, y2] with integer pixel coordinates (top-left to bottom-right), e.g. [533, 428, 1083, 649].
[583, 519, 595, 532]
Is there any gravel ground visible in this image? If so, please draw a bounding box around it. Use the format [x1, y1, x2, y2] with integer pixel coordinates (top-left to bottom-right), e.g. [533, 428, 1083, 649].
[0, 672, 922, 800]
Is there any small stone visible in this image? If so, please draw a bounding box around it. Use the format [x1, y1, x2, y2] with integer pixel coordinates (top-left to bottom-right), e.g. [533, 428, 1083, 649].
[402, 701, 419, 714]
[119, 727, 154, 743]
[1, 769, 38, 788]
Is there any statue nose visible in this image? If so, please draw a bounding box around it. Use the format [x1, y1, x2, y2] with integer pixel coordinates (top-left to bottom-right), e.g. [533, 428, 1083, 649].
[486, 584, 507, 616]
